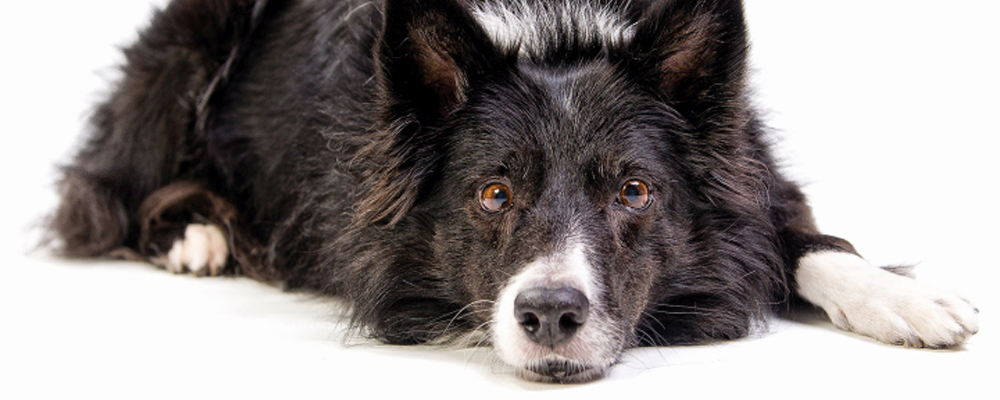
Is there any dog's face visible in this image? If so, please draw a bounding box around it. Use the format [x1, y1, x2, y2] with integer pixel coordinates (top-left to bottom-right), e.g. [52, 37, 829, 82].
[361, 0, 759, 382]
[438, 61, 693, 381]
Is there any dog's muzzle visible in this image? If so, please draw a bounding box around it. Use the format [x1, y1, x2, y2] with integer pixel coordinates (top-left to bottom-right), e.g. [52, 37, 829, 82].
[493, 243, 618, 382]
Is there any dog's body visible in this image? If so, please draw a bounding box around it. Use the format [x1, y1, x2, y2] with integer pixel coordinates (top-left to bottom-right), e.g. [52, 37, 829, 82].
[50, 0, 978, 382]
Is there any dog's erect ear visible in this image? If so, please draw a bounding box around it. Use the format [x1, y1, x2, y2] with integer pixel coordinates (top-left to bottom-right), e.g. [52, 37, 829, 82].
[630, 0, 749, 113]
[376, 0, 501, 122]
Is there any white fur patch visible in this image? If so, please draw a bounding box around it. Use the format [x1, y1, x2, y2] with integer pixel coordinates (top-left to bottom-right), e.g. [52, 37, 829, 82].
[158, 224, 229, 277]
[471, 0, 635, 57]
[796, 251, 979, 348]
[493, 242, 617, 379]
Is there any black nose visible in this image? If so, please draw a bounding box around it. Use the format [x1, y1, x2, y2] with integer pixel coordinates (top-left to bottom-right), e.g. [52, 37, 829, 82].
[514, 287, 590, 347]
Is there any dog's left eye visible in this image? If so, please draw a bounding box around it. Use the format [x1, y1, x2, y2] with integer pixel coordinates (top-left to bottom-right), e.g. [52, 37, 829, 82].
[480, 183, 513, 213]
[619, 180, 651, 209]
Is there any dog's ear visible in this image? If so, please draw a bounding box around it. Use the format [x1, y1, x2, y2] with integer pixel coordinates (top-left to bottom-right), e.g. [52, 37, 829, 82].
[357, 0, 500, 228]
[630, 0, 749, 114]
[376, 0, 501, 123]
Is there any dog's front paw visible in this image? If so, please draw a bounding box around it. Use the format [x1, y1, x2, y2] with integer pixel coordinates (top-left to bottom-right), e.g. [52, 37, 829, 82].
[797, 251, 979, 348]
[156, 224, 229, 276]
[825, 277, 979, 348]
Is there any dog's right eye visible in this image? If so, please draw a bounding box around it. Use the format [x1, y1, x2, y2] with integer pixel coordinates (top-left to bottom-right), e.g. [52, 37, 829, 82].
[619, 180, 651, 209]
[480, 183, 513, 213]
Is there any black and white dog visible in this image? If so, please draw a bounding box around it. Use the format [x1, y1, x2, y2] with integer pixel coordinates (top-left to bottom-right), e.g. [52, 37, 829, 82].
[50, 0, 979, 382]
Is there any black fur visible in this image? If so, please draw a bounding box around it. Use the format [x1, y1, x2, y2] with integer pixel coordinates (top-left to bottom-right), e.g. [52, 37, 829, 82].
[49, 0, 865, 381]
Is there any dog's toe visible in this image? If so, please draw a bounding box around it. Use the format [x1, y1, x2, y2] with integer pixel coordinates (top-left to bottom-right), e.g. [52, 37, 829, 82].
[797, 252, 979, 348]
[162, 224, 229, 276]
[836, 275, 979, 348]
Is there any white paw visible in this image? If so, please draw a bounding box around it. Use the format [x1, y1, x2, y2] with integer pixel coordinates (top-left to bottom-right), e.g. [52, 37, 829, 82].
[162, 224, 229, 277]
[796, 251, 979, 348]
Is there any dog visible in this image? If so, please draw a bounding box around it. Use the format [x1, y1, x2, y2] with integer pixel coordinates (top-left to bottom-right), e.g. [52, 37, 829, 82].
[49, 0, 979, 382]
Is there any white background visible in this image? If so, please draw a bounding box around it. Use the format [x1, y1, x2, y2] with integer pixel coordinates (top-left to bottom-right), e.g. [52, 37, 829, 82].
[1, 1, 997, 398]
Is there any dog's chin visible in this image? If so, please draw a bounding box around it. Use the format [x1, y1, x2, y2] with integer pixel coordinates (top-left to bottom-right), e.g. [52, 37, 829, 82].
[517, 357, 611, 383]
[494, 328, 622, 383]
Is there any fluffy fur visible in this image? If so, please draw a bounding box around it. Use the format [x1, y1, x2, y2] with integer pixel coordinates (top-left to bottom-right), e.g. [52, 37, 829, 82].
[49, 0, 978, 383]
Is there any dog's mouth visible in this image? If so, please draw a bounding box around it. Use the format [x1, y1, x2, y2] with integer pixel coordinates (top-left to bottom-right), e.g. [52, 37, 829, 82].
[521, 357, 606, 383]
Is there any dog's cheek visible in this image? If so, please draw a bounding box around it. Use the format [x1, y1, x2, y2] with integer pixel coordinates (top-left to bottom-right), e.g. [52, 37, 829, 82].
[442, 227, 519, 317]
[456, 252, 505, 309]
[602, 255, 653, 331]
[607, 256, 661, 330]
[601, 217, 683, 332]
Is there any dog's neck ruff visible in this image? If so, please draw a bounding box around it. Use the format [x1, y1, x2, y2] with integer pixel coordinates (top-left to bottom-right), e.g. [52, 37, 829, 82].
[471, 0, 636, 59]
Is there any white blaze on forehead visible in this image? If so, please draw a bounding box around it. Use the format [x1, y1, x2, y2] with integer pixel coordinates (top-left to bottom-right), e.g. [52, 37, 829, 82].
[471, 0, 636, 57]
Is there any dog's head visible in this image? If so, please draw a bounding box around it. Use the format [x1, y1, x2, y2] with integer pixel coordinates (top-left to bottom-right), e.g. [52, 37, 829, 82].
[350, 0, 782, 382]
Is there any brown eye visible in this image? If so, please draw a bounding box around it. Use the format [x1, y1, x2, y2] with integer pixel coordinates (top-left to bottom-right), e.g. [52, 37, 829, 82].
[480, 183, 513, 212]
[620, 180, 651, 209]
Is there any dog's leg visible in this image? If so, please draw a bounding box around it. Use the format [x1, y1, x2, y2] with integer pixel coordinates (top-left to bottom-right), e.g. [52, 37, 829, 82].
[48, 0, 267, 259]
[137, 181, 274, 281]
[772, 181, 978, 347]
[794, 249, 978, 348]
